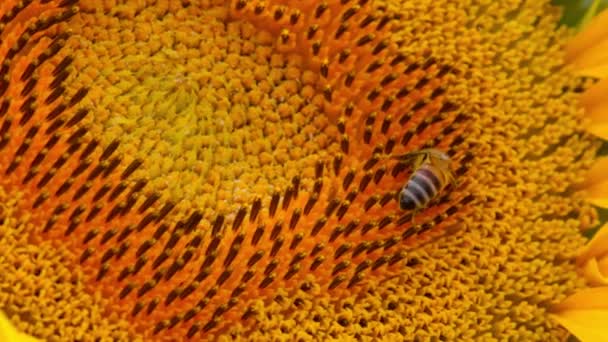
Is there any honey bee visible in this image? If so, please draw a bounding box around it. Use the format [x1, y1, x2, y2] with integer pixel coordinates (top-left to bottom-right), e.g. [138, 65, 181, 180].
[393, 148, 456, 215]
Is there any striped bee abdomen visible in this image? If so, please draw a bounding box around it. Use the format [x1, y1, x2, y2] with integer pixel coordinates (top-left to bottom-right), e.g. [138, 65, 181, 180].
[399, 163, 443, 210]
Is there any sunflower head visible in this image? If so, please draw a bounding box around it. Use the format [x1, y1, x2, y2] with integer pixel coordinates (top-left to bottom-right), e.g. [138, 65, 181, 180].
[0, 0, 603, 340]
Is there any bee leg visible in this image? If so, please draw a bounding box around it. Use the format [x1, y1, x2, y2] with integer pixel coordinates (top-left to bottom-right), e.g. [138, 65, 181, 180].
[447, 171, 459, 188]
[410, 208, 420, 225]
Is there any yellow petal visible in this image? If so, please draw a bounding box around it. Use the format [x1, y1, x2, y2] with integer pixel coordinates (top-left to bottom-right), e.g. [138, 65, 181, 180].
[583, 180, 608, 208]
[579, 158, 608, 208]
[600, 257, 608, 275]
[554, 287, 608, 311]
[581, 78, 608, 110]
[570, 38, 608, 78]
[578, 63, 608, 139]
[567, 9, 608, 72]
[580, 258, 608, 286]
[550, 287, 608, 342]
[586, 122, 608, 141]
[0, 311, 41, 342]
[577, 63, 608, 79]
[585, 180, 608, 208]
[578, 223, 608, 266]
[581, 158, 608, 190]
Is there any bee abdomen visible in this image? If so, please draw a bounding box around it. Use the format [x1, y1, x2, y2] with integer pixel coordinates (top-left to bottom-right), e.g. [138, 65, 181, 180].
[399, 164, 441, 210]
[417, 165, 442, 193]
[399, 186, 422, 210]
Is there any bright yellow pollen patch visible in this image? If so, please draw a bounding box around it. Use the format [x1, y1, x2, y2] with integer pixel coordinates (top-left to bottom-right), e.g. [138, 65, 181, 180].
[65, 2, 340, 220]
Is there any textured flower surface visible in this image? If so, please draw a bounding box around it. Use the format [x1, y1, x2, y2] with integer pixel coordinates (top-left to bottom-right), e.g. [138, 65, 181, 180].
[0, 0, 602, 341]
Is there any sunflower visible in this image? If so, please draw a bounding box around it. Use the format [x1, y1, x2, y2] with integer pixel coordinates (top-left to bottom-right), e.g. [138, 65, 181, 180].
[0, 0, 606, 341]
